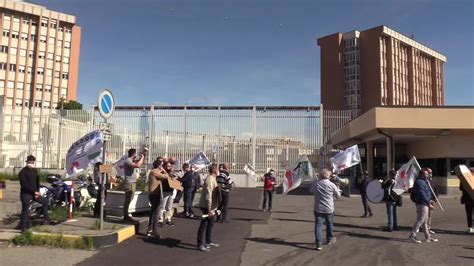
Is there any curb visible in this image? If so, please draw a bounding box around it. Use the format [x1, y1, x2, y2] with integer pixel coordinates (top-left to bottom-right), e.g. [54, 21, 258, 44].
[31, 218, 148, 249]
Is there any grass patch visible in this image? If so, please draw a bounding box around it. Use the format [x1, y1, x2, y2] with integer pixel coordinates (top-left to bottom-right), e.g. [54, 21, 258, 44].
[90, 220, 100, 230]
[49, 206, 69, 223]
[11, 230, 94, 250]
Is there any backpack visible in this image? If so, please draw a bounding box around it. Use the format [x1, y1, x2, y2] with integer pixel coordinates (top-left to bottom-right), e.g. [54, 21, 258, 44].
[409, 188, 416, 203]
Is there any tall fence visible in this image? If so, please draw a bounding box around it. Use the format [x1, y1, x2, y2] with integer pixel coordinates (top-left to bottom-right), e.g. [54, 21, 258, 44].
[0, 105, 352, 179]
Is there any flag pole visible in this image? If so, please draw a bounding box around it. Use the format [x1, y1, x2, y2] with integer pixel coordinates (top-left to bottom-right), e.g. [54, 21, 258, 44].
[427, 181, 444, 212]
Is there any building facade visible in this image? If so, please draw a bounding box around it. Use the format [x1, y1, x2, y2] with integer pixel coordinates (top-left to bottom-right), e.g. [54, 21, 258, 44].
[0, 0, 80, 142]
[318, 25, 446, 117]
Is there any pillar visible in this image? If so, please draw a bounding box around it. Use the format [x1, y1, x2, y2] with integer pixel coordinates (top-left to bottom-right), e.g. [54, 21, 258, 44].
[386, 137, 393, 171]
[367, 140, 374, 178]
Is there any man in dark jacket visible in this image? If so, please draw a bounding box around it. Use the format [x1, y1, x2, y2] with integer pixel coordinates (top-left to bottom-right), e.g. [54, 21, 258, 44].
[382, 170, 398, 232]
[18, 155, 50, 231]
[179, 163, 196, 218]
[262, 169, 276, 212]
[409, 169, 438, 243]
[360, 171, 373, 218]
[216, 163, 233, 223]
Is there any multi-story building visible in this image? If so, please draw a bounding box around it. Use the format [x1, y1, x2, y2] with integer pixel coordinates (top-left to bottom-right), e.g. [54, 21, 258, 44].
[318, 25, 446, 117]
[0, 0, 80, 142]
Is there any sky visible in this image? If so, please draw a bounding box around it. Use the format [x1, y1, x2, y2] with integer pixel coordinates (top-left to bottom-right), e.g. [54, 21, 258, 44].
[31, 0, 474, 108]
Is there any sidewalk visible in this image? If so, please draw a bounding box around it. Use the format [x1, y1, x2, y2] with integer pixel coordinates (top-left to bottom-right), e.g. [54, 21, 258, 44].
[241, 192, 474, 266]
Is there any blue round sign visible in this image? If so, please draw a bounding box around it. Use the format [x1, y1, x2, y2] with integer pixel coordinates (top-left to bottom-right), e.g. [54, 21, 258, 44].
[98, 89, 115, 119]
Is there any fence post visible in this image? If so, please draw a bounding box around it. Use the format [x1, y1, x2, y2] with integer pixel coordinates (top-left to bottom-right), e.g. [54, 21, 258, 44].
[89, 106, 95, 131]
[251, 106, 257, 169]
[217, 106, 221, 165]
[148, 105, 154, 164]
[183, 106, 187, 161]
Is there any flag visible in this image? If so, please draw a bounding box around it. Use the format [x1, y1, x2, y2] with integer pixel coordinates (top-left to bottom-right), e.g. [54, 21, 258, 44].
[392, 156, 421, 195]
[283, 155, 317, 193]
[187, 151, 210, 171]
[243, 163, 256, 177]
[330, 145, 361, 172]
[65, 130, 103, 178]
[113, 154, 128, 177]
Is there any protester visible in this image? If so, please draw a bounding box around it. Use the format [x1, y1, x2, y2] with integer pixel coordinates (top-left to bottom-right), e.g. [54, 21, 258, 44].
[359, 170, 373, 218]
[123, 148, 146, 222]
[409, 169, 438, 243]
[197, 164, 221, 252]
[179, 163, 196, 218]
[18, 155, 50, 231]
[382, 170, 400, 232]
[311, 169, 341, 251]
[460, 179, 474, 234]
[216, 163, 233, 223]
[262, 169, 276, 212]
[158, 161, 177, 226]
[425, 168, 439, 234]
[147, 158, 168, 238]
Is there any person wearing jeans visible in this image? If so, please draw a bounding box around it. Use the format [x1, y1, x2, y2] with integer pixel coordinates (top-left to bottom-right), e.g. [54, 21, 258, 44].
[385, 201, 398, 231]
[158, 162, 177, 226]
[197, 164, 220, 252]
[147, 158, 167, 237]
[179, 163, 195, 218]
[382, 170, 398, 231]
[216, 163, 233, 223]
[460, 184, 474, 234]
[123, 148, 145, 222]
[310, 169, 341, 251]
[360, 171, 373, 218]
[409, 169, 437, 243]
[262, 169, 276, 212]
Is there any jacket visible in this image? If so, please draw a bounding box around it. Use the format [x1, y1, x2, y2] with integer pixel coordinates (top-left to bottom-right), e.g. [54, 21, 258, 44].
[199, 174, 219, 210]
[413, 178, 432, 206]
[19, 166, 39, 195]
[263, 173, 276, 191]
[216, 170, 233, 192]
[310, 178, 341, 214]
[148, 169, 168, 196]
[179, 171, 195, 189]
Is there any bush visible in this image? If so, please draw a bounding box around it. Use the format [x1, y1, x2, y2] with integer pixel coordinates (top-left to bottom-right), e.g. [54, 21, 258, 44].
[12, 230, 94, 250]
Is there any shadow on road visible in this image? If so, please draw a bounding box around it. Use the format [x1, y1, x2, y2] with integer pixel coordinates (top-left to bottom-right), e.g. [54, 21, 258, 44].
[245, 237, 315, 250]
[334, 230, 409, 243]
[232, 218, 263, 222]
[457, 256, 474, 260]
[228, 207, 295, 214]
[138, 236, 196, 251]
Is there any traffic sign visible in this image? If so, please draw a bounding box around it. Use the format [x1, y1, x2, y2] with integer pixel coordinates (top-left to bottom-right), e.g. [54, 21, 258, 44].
[98, 89, 115, 119]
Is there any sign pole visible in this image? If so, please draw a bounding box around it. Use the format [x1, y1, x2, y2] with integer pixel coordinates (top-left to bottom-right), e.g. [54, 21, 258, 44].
[100, 126, 106, 230]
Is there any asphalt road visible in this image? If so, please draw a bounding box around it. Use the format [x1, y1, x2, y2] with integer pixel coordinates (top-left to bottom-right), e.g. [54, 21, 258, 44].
[78, 188, 269, 266]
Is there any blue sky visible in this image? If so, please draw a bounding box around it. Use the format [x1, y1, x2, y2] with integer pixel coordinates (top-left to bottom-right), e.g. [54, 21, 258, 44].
[32, 0, 473, 107]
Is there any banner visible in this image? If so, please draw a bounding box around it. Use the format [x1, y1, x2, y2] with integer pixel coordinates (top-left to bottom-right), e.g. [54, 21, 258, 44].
[393, 156, 421, 195]
[283, 155, 317, 193]
[66, 130, 103, 178]
[187, 151, 211, 171]
[330, 145, 361, 172]
[113, 155, 128, 177]
[243, 163, 256, 177]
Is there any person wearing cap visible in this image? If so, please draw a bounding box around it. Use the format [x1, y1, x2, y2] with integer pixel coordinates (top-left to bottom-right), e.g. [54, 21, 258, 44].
[18, 155, 50, 231]
[262, 169, 276, 212]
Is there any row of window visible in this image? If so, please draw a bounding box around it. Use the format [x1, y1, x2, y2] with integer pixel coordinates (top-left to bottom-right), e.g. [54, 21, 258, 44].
[3, 14, 72, 33]
[0, 62, 69, 79]
[2, 30, 72, 47]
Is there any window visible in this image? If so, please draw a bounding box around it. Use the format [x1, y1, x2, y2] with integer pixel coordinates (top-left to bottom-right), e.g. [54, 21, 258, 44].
[54, 71, 60, 78]
[4, 15, 11, 21]
[49, 37, 55, 44]
[46, 68, 52, 77]
[65, 28, 72, 34]
[62, 73, 69, 80]
[65, 41, 71, 48]
[64, 57, 70, 64]
[28, 51, 35, 58]
[31, 21, 38, 26]
[21, 33, 28, 41]
[40, 35, 47, 43]
[9, 64, 16, 71]
[0, 62, 6, 70]
[45, 85, 52, 92]
[27, 67, 32, 74]
[34, 101, 42, 108]
[55, 55, 61, 63]
[41, 22, 48, 27]
[11, 32, 18, 39]
[2, 30, 9, 37]
[30, 34, 36, 42]
[18, 66, 25, 73]
[36, 84, 43, 91]
[23, 19, 29, 25]
[47, 53, 54, 60]
[17, 82, 24, 89]
[20, 49, 26, 57]
[10, 47, 17, 56]
[38, 51, 45, 59]
[37, 68, 44, 75]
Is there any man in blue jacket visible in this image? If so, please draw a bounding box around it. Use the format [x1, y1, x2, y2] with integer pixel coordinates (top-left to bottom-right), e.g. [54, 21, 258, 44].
[409, 169, 438, 243]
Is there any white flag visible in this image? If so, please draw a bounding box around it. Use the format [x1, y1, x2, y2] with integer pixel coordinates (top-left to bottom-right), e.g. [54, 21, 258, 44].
[393, 156, 421, 195]
[283, 155, 317, 193]
[330, 145, 361, 172]
[187, 151, 211, 171]
[113, 155, 128, 177]
[65, 130, 103, 178]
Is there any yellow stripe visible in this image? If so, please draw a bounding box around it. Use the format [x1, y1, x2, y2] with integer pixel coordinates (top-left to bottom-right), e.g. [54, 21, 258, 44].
[33, 232, 81, 240]
[447, 179, 460, 187]
[116, 225, 135, 243]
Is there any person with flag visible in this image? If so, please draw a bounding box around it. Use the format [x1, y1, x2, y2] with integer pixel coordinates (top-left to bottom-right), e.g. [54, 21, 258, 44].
[425, 168, 439, 235]
[262, 169, 277, 212]
[382, 170, 400, 232]
[409, 169, 438, 243]
[123, 148, 146, 223]
[311, 168, 341, 251]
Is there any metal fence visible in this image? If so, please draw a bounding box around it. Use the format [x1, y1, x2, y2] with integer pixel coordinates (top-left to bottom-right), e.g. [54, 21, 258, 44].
[0, 105, 352, 178]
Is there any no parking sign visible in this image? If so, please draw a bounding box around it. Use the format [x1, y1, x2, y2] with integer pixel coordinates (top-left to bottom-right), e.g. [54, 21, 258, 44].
[98, 89, 115, 120]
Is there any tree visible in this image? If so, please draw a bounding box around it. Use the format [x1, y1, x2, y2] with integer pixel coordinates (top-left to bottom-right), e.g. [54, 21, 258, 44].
[56, 99, 83, 110]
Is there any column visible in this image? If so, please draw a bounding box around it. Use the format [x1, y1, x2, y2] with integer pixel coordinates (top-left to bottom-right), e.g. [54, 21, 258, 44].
[367, 140, 374, 178]
[386, 136, 393, 171]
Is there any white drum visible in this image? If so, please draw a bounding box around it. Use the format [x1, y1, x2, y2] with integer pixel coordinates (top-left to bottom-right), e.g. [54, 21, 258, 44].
[366, 179, 385, 204]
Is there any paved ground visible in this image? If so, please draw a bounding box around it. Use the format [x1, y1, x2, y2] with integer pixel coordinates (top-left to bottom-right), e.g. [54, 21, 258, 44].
[1, 187, 473, 266]
[0, 245, 97, 266]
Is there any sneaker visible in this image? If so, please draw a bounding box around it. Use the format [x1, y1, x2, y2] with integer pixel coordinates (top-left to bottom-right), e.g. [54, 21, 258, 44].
[368, 212, 374, 217]
[147, 232, 161, 239]
[262, 209, 266, 212]
[426, 238, 438, 243]
[429, 230, 436, 234]
[382, 228, 393, 232]
[326, 237, 337, 245]
[409, 236, 422, 244]
[205, 242, 220, 248]
[166, 221, 175, 227]
[316, 245, 322, 251]
[468, 228, 474, 234]
[197, 245, 210, 252]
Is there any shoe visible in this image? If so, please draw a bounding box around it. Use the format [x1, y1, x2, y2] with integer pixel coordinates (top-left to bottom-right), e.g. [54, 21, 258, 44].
[360, 214, 369, 218]
[382, 228, 393, 232]
[205, 242, 220, 248]
[316, 245, 322, 251]
[326, 237, 337, 245]
[368, 212, 373, 217]
[197, 245, 210, 252]
[268, 209, 272, 213]
[158, 221, 164, 227]
[393, 227, 399, 231]
[468, 228, 474, 234]
[429, 230, 435, 234]
[147, 232, 161, 239]
[262, 209, 266, 212]
[409, 236, 422, 244]
[166, 221, 175, 227]
[425, 238, 438, 243]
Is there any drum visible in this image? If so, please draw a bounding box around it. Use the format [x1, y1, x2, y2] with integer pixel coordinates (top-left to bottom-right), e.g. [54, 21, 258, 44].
[366, 179, 384, 204]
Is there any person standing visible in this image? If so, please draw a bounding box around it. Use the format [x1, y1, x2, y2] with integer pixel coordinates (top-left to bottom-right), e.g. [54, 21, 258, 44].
[359, 171, 373, 218]
[382, 170, 399, 231]
[123, 148, 145, 222]
[197, 164, 221, 252]
[409, 169, 438, 243]
[262, 169, 276, 212]
[216, 163, 233, 223]
[147, 159, 168, 238]
[311, 169, 341, 251]
[425, 168, 438, 234]
[179, 163, 195, 218]
[158, 161, 177, 226]
[459, 179, 474, 234]
[18, 155, 50, 231]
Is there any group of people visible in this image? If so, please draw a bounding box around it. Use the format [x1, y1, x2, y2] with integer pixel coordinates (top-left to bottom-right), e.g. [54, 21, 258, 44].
[122, 148, 235, 251]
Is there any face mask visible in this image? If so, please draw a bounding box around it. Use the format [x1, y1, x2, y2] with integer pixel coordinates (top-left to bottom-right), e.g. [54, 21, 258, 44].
[27, 163, 35, 168]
